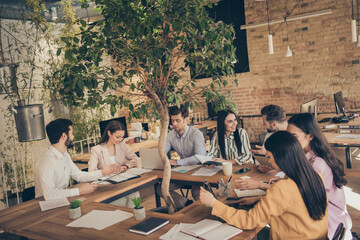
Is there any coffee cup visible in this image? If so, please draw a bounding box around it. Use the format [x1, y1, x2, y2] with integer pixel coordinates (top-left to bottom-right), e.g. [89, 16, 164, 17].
[222, 162, 232, 176]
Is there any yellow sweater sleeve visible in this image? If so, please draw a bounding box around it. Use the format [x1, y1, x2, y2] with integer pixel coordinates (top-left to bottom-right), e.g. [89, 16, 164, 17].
[212, 181, 287, 230]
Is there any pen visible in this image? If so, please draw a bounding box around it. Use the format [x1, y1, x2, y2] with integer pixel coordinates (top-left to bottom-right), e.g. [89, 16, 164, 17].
[227, 175, 232, 183]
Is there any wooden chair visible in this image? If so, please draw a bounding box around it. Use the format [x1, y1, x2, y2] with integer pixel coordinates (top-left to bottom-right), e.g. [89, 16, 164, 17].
[332, 223, 345, 240]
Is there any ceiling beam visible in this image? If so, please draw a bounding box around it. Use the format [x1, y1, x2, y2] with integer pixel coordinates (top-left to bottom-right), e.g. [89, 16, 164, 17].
[240, 8, 332, 30]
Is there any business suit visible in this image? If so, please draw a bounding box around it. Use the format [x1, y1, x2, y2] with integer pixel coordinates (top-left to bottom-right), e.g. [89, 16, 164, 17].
[88, 142, 139, 207]
[88, 142, 137, 171]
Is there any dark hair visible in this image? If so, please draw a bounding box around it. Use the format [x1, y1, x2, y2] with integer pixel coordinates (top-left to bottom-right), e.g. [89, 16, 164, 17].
[217, 109, 242, 159]
[261, 105, 286, 123]
[98, 120, 127, 144]
[168, 105, 189, 118]
[265, 131, 327, 221]
[46, 118, 73, 144]
[288, 113, 347, 188]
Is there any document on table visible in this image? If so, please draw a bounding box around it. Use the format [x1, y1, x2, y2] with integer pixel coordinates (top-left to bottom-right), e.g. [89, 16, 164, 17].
[66, 209, 133, 230]
[191, 166, 222, 176]
[172, 165, 201, 173]
[234, 189, 266, 198]
[160, 223, 197, 240]
[39, 198, 70, 211]
[335, 134, 360, 139]
[126, 168, 152, 175]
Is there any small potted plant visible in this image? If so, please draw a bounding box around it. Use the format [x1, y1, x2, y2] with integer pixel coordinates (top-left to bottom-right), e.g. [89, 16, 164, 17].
[69, 199, 82, 219]
[131, 197, 145, 220]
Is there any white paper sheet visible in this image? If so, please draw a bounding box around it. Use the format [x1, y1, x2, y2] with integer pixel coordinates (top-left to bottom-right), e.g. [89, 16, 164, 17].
[192, 166, 222, 176]
[234, 189, 266, 198]
[39, 198, 70, 211]
[336, 134, 360, 139]
[126, 168, 152, 175]
[172, 165, 201, 173]
[160, 223, 196, 240]
[66, 209, 133, 230]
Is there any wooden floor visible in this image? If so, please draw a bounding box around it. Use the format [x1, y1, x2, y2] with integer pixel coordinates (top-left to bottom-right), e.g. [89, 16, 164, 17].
[139, 147, 360, 235]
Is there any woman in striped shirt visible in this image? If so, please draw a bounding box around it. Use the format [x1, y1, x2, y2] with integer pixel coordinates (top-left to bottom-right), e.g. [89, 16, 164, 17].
[207, 109, 253, 165]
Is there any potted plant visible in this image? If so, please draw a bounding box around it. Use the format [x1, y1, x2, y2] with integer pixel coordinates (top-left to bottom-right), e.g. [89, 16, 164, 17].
[69, 199, 82, 219]
[132, 197, 145, 221]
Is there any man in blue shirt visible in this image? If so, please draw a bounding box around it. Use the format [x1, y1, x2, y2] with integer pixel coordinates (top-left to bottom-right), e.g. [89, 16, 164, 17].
[158, 105, 206, 209]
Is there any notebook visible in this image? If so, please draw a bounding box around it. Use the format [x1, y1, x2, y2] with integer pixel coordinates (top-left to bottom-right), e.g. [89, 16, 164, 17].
[97, 172, 140, 184]
[234, 188, 266, 198]
[129, 217, 169, 236]
[180, 219, 242, 240]
[140, 148, 164, 170]
[194, 155, 222, 166]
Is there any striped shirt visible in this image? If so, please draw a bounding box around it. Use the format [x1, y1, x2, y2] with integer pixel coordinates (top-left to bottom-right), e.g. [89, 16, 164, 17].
[207, 128, 252, 165]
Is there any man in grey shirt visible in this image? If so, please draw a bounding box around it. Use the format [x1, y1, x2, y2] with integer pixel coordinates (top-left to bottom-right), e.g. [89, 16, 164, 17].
[157, 105, 206, 209]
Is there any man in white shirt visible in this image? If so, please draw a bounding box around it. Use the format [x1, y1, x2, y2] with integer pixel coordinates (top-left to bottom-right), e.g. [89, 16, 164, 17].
[35, 118, 122, 200]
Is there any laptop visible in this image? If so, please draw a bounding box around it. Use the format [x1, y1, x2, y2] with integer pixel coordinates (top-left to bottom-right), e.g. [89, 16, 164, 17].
[139, 148, 164, 170]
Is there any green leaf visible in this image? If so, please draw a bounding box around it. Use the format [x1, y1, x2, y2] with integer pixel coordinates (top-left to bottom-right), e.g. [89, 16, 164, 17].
[80, 20, 87, 27]
[56, 48, 62, 56]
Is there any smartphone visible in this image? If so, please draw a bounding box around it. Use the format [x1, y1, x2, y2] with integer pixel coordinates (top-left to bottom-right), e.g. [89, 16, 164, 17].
[234, 168, 251, 174]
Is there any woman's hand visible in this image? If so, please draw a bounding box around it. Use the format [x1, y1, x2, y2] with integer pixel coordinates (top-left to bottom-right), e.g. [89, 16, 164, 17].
[199, 187, 217, 207]
[101, 164, 126, 176]
[126, 159, 138, 168]
[258, 164, 273, 173]
[235, 179, 260, 190]
[237, 197, 260, 205]
[213, 158, 226, 163]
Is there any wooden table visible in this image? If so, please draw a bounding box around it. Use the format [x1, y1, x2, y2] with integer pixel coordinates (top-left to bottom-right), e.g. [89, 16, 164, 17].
[0, 164, 272, 240]
[72, 121, 217, 163]
[318, 114, 360, 168]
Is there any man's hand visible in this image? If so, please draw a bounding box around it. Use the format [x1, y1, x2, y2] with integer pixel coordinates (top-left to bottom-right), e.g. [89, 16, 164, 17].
[199, 187, 216, 207]
[250, 145, 266, 155]
[79, 183, 97, 195]
[235, 179, 260, 190]
[101, 164, 126, 176]
[169, 160, 178, 167]
[237, 197, 259, 205]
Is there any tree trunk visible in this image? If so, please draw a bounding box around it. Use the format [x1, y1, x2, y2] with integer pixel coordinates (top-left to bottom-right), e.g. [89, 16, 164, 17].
[158, 110, 176, 214]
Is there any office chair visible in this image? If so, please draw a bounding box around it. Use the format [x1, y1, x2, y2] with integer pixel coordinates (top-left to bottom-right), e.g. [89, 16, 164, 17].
[22, 186, 35, 202]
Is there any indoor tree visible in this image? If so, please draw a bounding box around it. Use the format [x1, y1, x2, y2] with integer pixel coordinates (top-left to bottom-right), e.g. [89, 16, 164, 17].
[58, 0, 238, 213]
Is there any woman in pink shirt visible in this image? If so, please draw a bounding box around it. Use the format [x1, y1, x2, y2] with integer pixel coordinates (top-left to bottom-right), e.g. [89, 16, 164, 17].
[288, 113, 352, 239]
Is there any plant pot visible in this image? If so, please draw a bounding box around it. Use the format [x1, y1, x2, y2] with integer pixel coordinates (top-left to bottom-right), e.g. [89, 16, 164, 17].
[133, 207, 146, 220]
[69, 207, 81, 219]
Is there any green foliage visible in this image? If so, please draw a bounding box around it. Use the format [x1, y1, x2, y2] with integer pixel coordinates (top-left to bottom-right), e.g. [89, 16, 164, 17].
[70, 199, 82, 209]
[131, 197, 142, 209]
[57, 0, 238, 118]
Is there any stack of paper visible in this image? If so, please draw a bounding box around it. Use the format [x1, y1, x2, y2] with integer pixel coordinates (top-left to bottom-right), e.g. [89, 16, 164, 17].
[192, 166, 222, 176]
[66, 210, 133, 230]
[172, 165, 201, 173]
[234, 189, 266, 198]
[39, 198, 70, 211]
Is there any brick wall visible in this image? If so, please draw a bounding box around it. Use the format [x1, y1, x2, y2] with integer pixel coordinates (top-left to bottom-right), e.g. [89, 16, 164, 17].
[198, 0, 360, 142]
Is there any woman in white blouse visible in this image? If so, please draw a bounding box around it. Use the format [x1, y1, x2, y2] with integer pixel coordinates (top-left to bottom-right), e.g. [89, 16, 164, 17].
[207, 109, 252, 165]
[88, 120, 139, 207]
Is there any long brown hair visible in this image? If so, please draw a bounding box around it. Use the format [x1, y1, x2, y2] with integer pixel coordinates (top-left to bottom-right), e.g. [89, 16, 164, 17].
[98, 120, 126, 144]
[288, 113, 347, 188]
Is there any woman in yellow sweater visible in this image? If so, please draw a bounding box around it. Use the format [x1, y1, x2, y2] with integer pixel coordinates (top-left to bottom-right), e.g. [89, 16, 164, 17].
[200, 131, 328, 239]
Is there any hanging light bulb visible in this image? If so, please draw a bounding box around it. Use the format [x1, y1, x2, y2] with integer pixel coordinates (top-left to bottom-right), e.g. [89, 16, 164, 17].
[352, 0, 357, 42]
[351, 20, 357, 42]
[286, 45, 292, 57]
[356, 36, 360, 47]
[268, 34, 274, 54]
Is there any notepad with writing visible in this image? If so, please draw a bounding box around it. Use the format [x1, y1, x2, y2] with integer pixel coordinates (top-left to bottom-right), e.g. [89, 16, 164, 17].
[129, 217, 169, 236]
[234, 188, 266, 198]
[181, 219, 242, 240]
